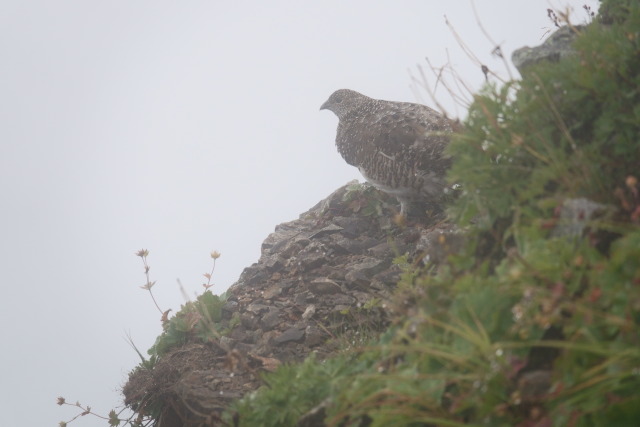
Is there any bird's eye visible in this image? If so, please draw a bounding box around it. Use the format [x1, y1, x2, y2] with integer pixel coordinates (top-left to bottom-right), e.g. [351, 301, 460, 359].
[334, 96, 343, 104]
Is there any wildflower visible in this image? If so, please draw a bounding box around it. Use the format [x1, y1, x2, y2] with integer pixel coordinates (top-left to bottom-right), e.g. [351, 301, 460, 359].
[140, 281, 156, 290]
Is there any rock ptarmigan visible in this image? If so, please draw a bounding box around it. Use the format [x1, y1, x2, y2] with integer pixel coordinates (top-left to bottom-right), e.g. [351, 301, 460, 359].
[320, 89, 456, 216]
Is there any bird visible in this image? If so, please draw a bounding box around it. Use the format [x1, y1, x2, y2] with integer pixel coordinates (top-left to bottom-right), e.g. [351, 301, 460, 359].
[320, 89, 456, 216]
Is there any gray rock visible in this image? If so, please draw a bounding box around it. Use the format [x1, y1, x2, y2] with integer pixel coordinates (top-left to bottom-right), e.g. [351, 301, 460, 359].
[333, 304, 352, 313]
[345, 257, 389, 285]
[280, 237, 311, 258]
[291, 240, 330, 271]
[302, 305, 316, 320]
[246, 303, 270, 315]
[239, 313, 258, 329]
[263, 255, 284, 273]
[304, 325, 326, 347]
[261, 308, 281, 330]
[235, 263, 268, 288]
[218, 336, 236, 351]
[309, 223, 344, 239]
[327, 235, 376, 255]
[308, 277, 342, 295]
[367, 241, 392, 258]
[333, 216, 372, 238]
[332, 294, 356, 306]
[552, 198, 607, 238]
[274, 327, 305, 344]
[260, 330, 281, 349]
[261, 223, 301, 254]
[262, 284, 283, 299]
[372, 267, 402, 288]
[512, 25, 584, 73]
[221, 300, 238, 319]
[345, 269, 370, 288]
[294, 291, 312, 306]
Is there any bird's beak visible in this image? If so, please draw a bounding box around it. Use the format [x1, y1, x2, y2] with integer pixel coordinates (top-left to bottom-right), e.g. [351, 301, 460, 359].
[319, 100, 329, 111]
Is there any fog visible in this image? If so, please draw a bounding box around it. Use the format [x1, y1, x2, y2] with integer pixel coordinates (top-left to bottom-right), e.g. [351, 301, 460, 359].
[0, 1, 598, 424]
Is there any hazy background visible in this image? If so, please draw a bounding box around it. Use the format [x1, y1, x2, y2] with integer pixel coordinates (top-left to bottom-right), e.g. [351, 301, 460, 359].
[0, 1, 598, 425]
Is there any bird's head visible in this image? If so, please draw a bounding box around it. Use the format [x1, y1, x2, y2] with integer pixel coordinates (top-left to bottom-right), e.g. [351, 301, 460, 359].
[320, 89, 368, 119]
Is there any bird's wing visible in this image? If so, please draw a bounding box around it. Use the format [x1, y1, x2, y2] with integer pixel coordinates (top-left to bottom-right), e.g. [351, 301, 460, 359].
[365, 102, 452, 171]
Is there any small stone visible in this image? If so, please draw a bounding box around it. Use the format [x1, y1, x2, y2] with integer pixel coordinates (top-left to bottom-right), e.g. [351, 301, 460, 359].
[261, 224, 301, 254]
[234, 341, 255, 354]
[246, 303, 270, 315]
[262, 284, 282, 299]
[263, 256, 284, 273]
[240, 313, 258, 329]
[302, 305, 316, 320]
[274, 327, 305, 344]
[229, 325, 248, 342]
[298, 252, 327, 271]
[327, 236, 367, 255]
[345, 269, 370, 287]
[333, 294, 356, 305]
[261, 308, 281, 330]
[372, 267, 401, 287]
[367, 242, 392, 258]
[351, 257, 388, 276]
[304, 325, 325, 347]
[345, 258, 389, 288]
[332, 216, 371, 238]
[308, 278, 342, 295]
[280, 238, 310, 258]
[218, 336, 236, 351]
[221, 300, 239, 318]
[309, 223, 343, 239]
[237, 264, 268, 287]
[294, 291, 312, 305]
[333, 305, 351, 313]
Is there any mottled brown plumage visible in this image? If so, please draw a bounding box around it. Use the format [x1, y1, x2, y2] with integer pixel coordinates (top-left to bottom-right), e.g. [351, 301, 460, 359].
[320, 89, 455, 215]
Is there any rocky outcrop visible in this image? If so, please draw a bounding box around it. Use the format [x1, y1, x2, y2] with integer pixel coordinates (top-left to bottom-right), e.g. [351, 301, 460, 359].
[512, 25, 584, 73]
[123, 181, 459, 426]
[222, 181, 461, 360]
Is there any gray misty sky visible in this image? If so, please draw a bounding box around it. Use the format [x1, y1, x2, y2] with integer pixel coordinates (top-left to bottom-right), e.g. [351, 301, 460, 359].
[0, 1, 598, 425]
